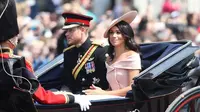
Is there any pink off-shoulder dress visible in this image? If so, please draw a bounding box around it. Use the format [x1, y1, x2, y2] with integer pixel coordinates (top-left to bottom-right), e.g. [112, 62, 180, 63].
[106, 53, 141, 90]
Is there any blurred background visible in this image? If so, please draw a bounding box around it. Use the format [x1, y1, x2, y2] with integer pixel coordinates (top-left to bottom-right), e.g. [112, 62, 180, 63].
[15, 0, 200, 71]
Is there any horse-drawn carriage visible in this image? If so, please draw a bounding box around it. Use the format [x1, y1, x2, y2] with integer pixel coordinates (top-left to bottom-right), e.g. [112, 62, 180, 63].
[35, 40, 200, 112]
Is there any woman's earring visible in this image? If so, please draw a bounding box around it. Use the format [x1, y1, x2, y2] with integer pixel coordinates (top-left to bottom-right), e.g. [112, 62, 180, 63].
[112, 52, 115, 56]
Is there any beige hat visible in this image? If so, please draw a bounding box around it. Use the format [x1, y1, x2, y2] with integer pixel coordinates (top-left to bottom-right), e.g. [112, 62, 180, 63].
[104, 11, 137, 38]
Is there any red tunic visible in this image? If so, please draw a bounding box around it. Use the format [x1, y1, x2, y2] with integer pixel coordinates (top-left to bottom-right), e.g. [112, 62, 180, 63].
[0, 52, 66, 104]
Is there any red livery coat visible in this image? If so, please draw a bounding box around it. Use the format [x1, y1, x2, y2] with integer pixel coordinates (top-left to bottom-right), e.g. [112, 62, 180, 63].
[0, 52, 67, 104]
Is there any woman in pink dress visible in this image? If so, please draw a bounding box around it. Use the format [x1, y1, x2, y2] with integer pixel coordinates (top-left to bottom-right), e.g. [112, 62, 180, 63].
[84, 11, 141, 96]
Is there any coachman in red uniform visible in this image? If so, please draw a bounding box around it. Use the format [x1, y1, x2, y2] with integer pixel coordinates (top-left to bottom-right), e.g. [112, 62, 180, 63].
[0, 0, 91, 111]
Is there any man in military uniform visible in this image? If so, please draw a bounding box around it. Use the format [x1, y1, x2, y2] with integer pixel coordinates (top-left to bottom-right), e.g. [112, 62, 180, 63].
[0, 0, 91, 111]
[61, 12, 109, 94]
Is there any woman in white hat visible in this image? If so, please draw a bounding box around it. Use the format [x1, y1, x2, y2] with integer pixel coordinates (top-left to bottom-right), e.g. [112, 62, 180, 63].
[84, 11, 141, 96]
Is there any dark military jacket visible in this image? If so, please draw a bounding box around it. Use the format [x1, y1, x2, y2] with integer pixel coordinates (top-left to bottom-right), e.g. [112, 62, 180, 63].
[0, 48, 38, 112]
[63, 38, 109, 93]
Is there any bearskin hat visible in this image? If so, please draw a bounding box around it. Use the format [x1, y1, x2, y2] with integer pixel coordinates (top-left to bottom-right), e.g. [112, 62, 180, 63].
[0, 0, 19, 43]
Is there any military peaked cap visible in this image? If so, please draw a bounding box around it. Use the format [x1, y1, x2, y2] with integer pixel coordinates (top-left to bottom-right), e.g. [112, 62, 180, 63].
[62, 12, 93, 30]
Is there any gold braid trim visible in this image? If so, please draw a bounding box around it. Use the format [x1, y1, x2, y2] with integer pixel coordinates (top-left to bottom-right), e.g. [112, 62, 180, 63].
[63, 45, 76, 52]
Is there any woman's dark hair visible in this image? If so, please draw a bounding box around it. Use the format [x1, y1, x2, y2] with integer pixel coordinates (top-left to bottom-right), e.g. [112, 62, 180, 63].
[107, 21, 140, 60]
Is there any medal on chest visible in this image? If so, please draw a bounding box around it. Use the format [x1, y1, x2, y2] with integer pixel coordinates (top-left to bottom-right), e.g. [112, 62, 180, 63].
[85, 58, 95, 74]
[77, 53, 82, 64]
[92, 77, 100, 84]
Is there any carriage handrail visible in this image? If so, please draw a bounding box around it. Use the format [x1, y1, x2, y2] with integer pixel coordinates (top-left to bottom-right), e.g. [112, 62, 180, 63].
[35, 54, 64, 78]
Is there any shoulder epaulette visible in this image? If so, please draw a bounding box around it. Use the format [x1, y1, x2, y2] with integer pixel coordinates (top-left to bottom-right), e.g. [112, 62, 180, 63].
[63, 45, 75, 52]
[91, 40, 105, 47]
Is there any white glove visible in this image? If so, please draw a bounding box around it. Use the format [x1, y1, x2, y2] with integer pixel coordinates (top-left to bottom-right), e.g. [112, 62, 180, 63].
[74, 94, 91, 111]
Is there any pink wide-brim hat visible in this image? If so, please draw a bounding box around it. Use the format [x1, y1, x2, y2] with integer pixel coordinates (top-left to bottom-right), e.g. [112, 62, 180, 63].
[104, 11, 137, 38]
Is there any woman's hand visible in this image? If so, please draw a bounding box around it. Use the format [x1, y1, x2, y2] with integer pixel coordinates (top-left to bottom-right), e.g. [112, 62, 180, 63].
[83, 84, 107, 95]
[89, 84, 102, 90]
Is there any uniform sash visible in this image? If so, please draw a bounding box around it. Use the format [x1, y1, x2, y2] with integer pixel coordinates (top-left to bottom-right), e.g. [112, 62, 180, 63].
[72, 44, 98, 79]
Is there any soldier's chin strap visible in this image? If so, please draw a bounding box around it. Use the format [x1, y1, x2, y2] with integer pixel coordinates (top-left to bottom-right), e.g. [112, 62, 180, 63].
[8, 38, 17, 48]
[0, 44, 33, 94]
[0, 0, 9, 19]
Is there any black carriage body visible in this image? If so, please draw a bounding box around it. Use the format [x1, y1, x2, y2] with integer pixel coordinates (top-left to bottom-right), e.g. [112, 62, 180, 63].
[36, 89, 180, 112]
[35, 40, 199, 112]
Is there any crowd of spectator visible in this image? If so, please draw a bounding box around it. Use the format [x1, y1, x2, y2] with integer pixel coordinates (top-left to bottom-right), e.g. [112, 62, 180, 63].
[15, 0, 200, 71]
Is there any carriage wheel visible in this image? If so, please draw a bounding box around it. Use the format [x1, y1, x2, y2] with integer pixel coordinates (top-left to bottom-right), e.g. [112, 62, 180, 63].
[165, 86, 200, 112]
